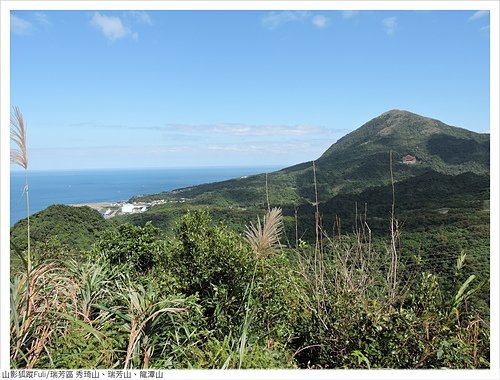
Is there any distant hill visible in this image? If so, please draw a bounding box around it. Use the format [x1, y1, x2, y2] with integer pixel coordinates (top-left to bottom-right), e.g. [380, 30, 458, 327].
[285, 170, 489, 239]
[10, 204, 109, 254]
[134, 110, 490, 207]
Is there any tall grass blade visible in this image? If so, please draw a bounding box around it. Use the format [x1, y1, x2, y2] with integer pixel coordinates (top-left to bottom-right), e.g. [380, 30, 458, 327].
[10, 106, 28, 169]
[10, 106, 31, 272]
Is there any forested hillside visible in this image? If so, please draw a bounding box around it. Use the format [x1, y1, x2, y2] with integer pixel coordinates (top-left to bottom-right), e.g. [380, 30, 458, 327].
[10, 110, 490, 369]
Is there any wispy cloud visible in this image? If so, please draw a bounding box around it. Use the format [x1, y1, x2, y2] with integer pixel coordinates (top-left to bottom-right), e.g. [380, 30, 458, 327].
[262, 11, 310, 29]
[90, 12, 137, 42]
[468, 10, 488, 22]
[341, 10, 359, 19]
[33, 142, 323, 156]
[11, 12, 53, 36]
[206, 142, 326, 155]
[31, 140, 332, 169]
[164, 123, 334, 137]
[11, 14, 33, 35]
[126, 11, 153, 26]
[92, 122, 334, 137]
[90, 11, 153, 42]
[312, 15, 329, 29]
[33, 12, 51, 25]
[382, 17, 398, 35]
[262, 11, 329, 30]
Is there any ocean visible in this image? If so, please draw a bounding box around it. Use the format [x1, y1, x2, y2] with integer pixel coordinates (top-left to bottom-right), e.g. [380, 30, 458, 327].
[10, 166, 280, 226]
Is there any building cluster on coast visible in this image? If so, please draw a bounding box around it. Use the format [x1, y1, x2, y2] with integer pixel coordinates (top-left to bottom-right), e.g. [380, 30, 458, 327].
[100, 199, 168, 218]
[72, 197, 190, 219]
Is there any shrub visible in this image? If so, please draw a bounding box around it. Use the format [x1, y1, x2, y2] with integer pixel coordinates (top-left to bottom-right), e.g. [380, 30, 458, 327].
[168, 210, 255, 333]
[92, 222, 162, 273]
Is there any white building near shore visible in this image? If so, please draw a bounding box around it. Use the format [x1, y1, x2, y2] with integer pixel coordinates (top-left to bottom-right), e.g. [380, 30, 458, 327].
[121, 203, 149, 214]
[121, 203, 135, 214]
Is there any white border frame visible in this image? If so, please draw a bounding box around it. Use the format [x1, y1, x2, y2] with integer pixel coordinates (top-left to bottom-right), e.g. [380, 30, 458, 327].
[1, 1, 498, 379]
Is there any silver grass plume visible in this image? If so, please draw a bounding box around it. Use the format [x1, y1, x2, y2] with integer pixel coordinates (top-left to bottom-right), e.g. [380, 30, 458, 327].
[10, 106, 31, 272]
[245, 207, 283, 259]
[11, 106, 28, 169]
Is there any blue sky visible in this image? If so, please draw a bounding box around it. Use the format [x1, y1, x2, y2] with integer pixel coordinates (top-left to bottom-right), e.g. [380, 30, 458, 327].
[9, 9, 490, 170]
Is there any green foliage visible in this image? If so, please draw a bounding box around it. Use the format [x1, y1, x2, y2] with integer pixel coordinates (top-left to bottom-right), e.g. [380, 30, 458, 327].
[10, 205, 489, 369]
[92, 222, 162, 273]
[258, 256, 310, 343]
[10, 204, 109, 265]
[114, 203, 259, 236]
[427, 134, 489, 166]
[168, 210, 255, 333]
[293, 241, 489, 369]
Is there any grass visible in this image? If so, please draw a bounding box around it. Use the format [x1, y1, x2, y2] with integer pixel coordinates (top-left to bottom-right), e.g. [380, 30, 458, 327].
[9, 123, 489, 369]
[10, 262, 71, 368]
[10, 106, 31, 271]
[244, 207, 283, 259]
[9, 208, 490, 369]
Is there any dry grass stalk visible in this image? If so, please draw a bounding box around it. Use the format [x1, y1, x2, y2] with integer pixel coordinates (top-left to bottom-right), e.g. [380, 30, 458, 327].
[311, 161, 326, 301]
[10, 262, 73, 368]
[294, 206, 299, 248]
[10, 106, 28, 169]
[123, 285, 185, 369]
[124, 306, 184, 369]
[387, 150, 400, 303]
[265, 173, 270, 212]
[244, 207, 283, 259]
[10, 106, 32, 272]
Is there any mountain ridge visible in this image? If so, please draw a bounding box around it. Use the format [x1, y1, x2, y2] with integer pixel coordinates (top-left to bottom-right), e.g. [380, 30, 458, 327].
[320, 109, 486, 158]
[133, 110, 489, 207]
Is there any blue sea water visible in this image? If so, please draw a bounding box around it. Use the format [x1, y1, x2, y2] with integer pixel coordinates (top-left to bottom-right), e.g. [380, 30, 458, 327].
[10, 166, 280, 226]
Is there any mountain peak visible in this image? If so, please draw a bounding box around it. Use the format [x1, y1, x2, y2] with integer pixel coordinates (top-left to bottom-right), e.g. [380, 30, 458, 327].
[376, 109, 438, 126]
[380, 109, 411, 116]
[134, 109, 489, 207]
[321, 110, 439, 156]
[319, 109, 487, 163]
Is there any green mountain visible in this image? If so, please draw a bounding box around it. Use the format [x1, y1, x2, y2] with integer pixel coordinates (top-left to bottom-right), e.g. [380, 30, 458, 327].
[11, 204, 109, 254]
[135, 110, 489, 207]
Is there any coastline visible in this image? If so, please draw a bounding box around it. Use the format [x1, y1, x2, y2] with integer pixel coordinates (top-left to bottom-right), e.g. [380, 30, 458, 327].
[69, 201, 123, 208]
[70, 198, 169, 219]
[11, 166, 277, 226]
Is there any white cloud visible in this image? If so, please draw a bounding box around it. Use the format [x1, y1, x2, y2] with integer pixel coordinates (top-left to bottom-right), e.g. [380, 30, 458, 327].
[11, 14, 33, 35]
[382, 17, 398, 35]
[11, 12, 52, 36]
[207, 142, 314, 154]
[262, 11, 311, 30]
[341, 11, 359, 19]
[90, 12, 133, 42]
[126, 11, 153, 25]
[312, 15, 328, 29]
[468, 10, 489, 22]
[81, 121, 345, 140]
[33, 12, 51, 25]
[164, 123, 332, 137]
[262, 11, 330, 30]
[213, 123, 323, 136]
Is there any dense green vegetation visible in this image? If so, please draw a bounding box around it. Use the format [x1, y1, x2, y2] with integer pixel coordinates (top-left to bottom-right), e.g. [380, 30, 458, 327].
[10, 208, 489, 369]
[10, 204, 110, 270]
[11, 204, 109, 252]
[10, 109, 490, 369]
